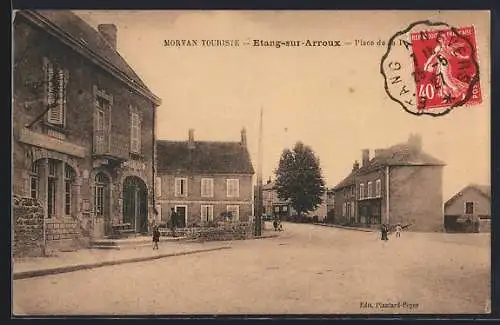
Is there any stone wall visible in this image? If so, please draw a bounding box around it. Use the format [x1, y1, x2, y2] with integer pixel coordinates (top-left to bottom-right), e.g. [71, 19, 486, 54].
[13, 195, 44, 257]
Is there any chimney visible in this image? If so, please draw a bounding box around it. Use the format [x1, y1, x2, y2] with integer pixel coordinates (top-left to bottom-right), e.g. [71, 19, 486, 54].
[98, 24, 117, 50]
[240, 127, 247, 147]
[408, 133, 422, 153]
[188, 129, 195, 149]
[374, 149, 385, 157]
[361, 149, 370, 167]
[352, 160, 360, 171]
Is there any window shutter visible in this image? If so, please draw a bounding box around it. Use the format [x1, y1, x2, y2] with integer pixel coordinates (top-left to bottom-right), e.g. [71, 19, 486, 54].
[48, 67, 64, 125]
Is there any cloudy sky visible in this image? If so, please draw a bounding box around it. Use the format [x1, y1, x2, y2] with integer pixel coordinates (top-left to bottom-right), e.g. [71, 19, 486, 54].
[75, 10, 490, 200]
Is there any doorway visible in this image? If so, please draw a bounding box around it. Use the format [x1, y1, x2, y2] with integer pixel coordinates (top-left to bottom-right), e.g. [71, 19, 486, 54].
[175, 205, 187, 228]
[123, 176, 148, 234]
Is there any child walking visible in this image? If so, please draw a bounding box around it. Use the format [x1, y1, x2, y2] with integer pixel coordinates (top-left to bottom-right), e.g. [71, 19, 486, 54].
[395, 224, 402, 238]
[152, 225, 160, 250]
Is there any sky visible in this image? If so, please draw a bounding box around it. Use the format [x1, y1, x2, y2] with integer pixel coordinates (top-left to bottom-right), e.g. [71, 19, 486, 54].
[75, 10, 490, 200]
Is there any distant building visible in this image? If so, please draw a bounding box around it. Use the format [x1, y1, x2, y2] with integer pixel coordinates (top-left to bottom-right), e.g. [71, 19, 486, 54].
[262, 178, 328, 221]
[156, 129, 255, 227]
[326, 189, 335, 221]
[262, 179, 293, 219]
[444, 184, 491, 233]
[12, 10, 161, 248]
[332, 134, 446, 232]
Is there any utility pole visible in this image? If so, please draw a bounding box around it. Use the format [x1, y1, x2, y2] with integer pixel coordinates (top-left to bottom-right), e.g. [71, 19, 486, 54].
[255, 107, 263, 236]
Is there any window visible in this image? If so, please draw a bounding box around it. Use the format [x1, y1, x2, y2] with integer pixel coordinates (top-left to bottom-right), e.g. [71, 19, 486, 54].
[342, 202, 346, 217]
[45, 60, 68, 127]
[155, 177, 162, 198]
[226, 179, 239, 197]
[226, 205, 240, 221]
[351, 202, 355, 218]
[367, 181, 373, 198]
[95, 173, 109, 217]
[201, 205, 214, 222]
[29, 161, 39, 199]
[175, 178, 188, 197]
[359, 183, 365, 199]
[94, 96, 110, 154]
[130, 110, 141, 153]
[375, 179, 381, 197]
[64, 164, 75, 216]
[465, 201, 474, 214]
[201, 178, 214, 197]
[47, 159, 59, 218]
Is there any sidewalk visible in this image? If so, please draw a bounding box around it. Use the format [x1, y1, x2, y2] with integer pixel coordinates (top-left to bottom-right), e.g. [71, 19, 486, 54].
[13, 232, 280, 280]
[313, 223, 376, 232]
[13, 240, 231, 280]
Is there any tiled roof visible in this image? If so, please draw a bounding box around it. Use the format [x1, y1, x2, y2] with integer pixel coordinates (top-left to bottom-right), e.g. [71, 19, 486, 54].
[332, 170, 358, 191]
[357, 143, 445, 174]
[333, 142, 445, 190]
[445, 184, 491, 207]
[157, 140, 255, 175]
[262, 181, 275, 190]
[22, 10, 158, 102]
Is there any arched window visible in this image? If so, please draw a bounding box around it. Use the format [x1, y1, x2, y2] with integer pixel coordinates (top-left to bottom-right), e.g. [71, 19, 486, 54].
[64, 164, 75, 216]
[95, 172, 110, 217]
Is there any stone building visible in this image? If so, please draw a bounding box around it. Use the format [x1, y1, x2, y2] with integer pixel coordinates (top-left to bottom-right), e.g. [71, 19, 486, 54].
[12, 10, 161, 246]
[444, 184, 491, 232]
[333, 134, 446, 232]
[156, 129, 255, 227]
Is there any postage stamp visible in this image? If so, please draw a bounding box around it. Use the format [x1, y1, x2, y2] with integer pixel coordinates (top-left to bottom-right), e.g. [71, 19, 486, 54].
[381, 21, 482, 116]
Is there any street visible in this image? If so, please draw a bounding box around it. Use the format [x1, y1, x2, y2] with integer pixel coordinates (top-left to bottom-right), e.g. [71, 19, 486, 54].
[13, 222, 490, 315]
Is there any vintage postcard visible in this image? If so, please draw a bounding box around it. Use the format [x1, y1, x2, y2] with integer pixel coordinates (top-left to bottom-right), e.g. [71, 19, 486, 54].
[12, 10, 491, 316]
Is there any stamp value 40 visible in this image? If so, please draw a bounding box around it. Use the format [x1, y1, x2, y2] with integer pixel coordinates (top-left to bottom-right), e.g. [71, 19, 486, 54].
[381, 21, 482, 116]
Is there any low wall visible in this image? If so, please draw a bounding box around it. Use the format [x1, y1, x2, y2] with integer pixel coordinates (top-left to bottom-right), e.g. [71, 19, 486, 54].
[186, 222, 255, 241]
[13, 195, 44, 257]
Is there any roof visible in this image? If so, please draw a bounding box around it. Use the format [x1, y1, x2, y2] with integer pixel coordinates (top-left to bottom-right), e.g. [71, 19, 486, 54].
[332, 142, 445, 190]
[157, 140, 255, 175]
[19, 10, 160, 105]
[358, 143, 445, 174]
[445, 184, 491, 207]
[262, 181, 275, 191]
[332, 170, 358, 191]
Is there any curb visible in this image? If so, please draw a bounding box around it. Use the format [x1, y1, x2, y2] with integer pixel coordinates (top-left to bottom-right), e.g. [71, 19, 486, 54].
[13, 246, 231, 280]
[313, 223, 375, 232]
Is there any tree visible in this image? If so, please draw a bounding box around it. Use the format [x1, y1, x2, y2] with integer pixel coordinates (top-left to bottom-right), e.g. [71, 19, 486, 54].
[274, 142, 326, 218]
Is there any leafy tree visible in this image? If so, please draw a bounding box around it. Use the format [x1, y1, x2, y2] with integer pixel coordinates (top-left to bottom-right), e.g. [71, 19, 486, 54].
[274, 142, 326, 218]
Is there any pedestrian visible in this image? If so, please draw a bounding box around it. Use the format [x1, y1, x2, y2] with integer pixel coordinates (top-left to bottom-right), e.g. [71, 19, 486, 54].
[152, 224, 160, 250]
[395, 224, 402, 238]
[273, 216, 279, 231]
[170, 208, 178, 238]
[381, 224, 389, 241]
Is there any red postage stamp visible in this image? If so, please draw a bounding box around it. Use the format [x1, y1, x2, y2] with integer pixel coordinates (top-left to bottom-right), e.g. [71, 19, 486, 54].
[410, 26, 482, 111]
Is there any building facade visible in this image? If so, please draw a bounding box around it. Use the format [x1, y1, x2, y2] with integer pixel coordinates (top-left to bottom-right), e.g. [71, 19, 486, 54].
[156, 129, 255, 227]
[262, 179, 293, 219]
[444, 184, 491, 232]
[333, 134, 446, 232]
[13, 10, 161, 243]
[262, 178, 328, 221]
[326, 189, 335, 222]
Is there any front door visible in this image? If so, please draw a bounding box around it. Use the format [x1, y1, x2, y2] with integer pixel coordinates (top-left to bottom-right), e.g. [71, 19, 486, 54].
[123, 176, 148, 233]
[175, 206, 186, 228]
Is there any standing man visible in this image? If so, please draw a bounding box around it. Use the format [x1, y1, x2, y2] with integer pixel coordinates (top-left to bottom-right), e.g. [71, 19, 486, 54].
[170, 208, 178, 238]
